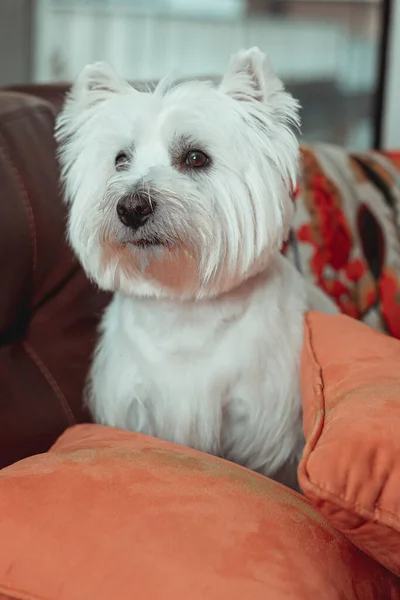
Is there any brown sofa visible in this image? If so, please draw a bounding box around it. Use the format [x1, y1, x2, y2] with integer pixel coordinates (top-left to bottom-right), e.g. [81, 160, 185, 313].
[0, 89, 109, 468]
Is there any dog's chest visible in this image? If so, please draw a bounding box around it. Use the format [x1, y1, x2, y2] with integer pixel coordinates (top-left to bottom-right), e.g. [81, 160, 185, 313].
[127, 297, 256, 402]
[104, 287, 302, 458]
[90, 259, 306, 478]
[129, 317, 266, 453]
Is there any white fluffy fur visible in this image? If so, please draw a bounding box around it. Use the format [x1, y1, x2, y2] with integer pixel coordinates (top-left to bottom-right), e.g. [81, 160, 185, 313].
[56, 48, 336, 489]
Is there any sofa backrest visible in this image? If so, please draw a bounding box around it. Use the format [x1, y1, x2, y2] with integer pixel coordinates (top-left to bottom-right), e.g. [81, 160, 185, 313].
[0, 91, 109, 468]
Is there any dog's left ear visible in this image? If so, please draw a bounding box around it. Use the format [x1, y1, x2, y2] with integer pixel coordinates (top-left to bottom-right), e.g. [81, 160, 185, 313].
[220, 47, 298, 121]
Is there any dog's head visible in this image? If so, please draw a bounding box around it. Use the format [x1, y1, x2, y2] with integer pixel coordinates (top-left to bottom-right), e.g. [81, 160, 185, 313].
[56, 47, 300, 300]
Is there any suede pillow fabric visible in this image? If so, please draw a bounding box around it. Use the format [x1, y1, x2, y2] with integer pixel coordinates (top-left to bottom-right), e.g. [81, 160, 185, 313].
[300, 311, 400, 576]
[0, 424, 398, 600]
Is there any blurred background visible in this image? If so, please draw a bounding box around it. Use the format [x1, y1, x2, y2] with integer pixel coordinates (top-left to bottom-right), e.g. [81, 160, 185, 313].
[0, 0, 398, 150]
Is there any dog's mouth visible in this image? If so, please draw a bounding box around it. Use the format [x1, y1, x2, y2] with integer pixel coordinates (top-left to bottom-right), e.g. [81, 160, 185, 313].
[132, 239, 162, 248]
[129, 236, 170, 249]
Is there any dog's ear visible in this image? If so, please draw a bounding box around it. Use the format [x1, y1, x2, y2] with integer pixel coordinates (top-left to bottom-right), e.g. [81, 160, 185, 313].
[68, 62, 132, 109]
[220, 47, 281, 103]
[220, 47, 299, 123]
[55, 63, 132, 172]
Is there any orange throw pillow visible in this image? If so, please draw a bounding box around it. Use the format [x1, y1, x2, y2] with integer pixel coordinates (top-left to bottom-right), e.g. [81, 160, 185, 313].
[299, 311, 400, 576]
[0, 424, 398, 599]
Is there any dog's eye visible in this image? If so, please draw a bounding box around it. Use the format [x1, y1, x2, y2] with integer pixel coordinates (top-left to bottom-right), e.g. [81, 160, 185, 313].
[185, 150, 209, 169]
[115, 151, 129, 170]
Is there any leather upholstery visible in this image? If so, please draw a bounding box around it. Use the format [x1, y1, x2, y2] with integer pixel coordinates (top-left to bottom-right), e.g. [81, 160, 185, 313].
[0, 91, 109, 468]
[3, 84, 70, 113]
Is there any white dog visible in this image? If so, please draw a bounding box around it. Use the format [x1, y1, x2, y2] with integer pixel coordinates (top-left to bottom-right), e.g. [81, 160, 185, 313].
[56, 48, 335, 489]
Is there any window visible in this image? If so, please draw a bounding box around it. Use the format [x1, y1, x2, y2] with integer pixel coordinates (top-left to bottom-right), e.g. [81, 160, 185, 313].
[30, 0, 386, 149]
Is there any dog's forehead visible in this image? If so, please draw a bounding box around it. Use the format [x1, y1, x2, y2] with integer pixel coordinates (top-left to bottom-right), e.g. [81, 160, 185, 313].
[106, 83, 239, 148]
[162, 81, 226, 113]
[158, 83, 241, 138]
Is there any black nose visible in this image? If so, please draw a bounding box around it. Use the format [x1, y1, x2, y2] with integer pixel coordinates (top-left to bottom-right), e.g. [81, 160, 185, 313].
[116, 193, 156, 230]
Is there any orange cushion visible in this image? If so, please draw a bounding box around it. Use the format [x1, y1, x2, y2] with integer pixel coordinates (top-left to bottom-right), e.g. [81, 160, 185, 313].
[299, 311, 400, 576]
[0, 425, 398, 600]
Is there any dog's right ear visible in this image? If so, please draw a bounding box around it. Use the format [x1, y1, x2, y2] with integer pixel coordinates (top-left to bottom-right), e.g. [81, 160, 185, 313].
[67, 62, 132, 109]
[55, 63, 132, 191]
[56, 62, 132, 149]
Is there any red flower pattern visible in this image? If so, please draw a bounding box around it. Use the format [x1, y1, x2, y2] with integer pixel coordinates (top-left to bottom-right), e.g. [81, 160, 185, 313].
[285, 149, 400, 335]
[297, 174, 353, 276]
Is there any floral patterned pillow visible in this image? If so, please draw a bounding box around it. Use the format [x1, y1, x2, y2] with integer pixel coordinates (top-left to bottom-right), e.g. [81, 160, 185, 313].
[283, 145, 400, 338]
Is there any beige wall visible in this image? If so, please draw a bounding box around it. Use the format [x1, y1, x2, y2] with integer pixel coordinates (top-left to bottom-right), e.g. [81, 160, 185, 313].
[0, 0, 33, 85]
